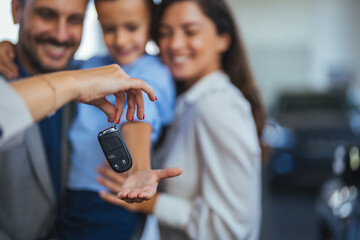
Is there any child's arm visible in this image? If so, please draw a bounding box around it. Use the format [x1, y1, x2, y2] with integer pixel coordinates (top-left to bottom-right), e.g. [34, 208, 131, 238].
[0, 40, 18, 79]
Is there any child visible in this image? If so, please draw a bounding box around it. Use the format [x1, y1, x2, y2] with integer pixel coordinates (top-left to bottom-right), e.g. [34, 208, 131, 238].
[97, 0, 266, 239]
[52, 0, 176, 239]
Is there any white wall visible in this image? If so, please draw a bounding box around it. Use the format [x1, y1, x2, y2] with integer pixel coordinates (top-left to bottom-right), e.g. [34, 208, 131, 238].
[311, 0, 360, 89]
[0, 0, 18, 42]
[227, 0, 360, 108]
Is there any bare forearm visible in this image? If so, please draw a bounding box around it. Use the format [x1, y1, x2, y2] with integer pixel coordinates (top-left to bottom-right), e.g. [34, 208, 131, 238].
[10, 64, 157, 124]
[11, 71, 77, 122]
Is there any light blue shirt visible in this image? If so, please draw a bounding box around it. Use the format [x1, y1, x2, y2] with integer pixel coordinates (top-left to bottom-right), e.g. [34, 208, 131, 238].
[67, 54, 175, 191]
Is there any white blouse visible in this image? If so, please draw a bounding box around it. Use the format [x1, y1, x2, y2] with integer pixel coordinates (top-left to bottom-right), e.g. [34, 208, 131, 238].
[153, 71, 262, 240]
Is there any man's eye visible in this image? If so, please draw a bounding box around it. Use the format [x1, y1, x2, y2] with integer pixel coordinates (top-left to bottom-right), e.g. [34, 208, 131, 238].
[37, 10, 55, 20]
[68, 16, 84, 25]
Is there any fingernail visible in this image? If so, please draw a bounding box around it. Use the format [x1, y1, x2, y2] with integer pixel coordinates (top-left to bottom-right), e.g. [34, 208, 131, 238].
[143, 113, 145, 120]
[108, 118, 111, 123]
[131, 116, 134, 122]
[155, 96, 157, 101]
[117, 118, 120, 124]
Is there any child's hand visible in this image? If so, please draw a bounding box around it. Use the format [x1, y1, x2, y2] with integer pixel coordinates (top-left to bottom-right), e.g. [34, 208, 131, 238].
[0, 40, 18, 79]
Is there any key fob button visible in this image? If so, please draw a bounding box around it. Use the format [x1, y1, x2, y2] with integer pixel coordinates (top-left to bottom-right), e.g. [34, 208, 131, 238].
[113, 137, 122, 148]
[102, 139, 114, 152]
[121, 159, 127, 165]
[114, 163, 120, 170]
[107, 152, 117, 160]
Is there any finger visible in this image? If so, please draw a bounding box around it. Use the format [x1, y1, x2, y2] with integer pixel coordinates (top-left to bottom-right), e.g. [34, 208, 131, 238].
[134, 90, 145, 120]
[5, 50, 18, 73]
[128, 189, 141, 199]
[130, 78, 156, 101]
[0, 52, 18, 77]
[102, 159, 111, 169]
[125, 94, 136, 122]
[91, 98, 116, 122]
[155, 167, 183, 181]
[99, 191, 128, 207]
[138, 187, 155, 200]
[123, 198, 136, 204]
[118, 187, 131, 199]
[123, 196, 144, 203]
[114, 91, 125, 124]
[96, 176, 121, 193]
[97, 166, 126, 183]
[133, 198, 144, 203]
[0, 64, 16, 79]
[7, 47, 15, 59]
[117, 189, 139, 203]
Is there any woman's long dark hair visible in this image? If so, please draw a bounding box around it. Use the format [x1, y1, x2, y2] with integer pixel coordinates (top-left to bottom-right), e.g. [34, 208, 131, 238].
[154, 0, 266, 139]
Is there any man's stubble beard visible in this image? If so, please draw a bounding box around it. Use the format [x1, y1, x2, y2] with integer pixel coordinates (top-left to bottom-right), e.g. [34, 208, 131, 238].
[17, 26, 79, 74]
[19, 43, 60, 74]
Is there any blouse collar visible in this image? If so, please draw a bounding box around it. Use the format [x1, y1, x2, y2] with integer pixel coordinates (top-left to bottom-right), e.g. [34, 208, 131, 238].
[179, 70, 230, 105]
[174, 70, 230, 118]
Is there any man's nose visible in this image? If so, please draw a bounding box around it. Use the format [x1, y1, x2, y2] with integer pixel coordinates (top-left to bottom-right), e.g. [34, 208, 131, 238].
[51, 19, 70, 43]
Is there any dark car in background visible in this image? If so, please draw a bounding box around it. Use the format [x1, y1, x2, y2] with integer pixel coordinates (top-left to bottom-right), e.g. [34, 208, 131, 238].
[263, 91, 360, 189]
[316, 144, 360, 240]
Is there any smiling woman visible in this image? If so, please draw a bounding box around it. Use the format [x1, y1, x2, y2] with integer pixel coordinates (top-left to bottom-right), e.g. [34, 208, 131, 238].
[101, 0, 266, 240]
[157, 1, 228, 88]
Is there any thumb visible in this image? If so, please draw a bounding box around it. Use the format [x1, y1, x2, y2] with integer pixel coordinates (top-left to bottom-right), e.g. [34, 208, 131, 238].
[156, 167, 182, 181]
[91, 98, 116, 122]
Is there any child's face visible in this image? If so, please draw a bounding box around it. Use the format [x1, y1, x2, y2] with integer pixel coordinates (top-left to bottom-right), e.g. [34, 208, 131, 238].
[158, 1, 229, 89]
[96, 0, 150, 65]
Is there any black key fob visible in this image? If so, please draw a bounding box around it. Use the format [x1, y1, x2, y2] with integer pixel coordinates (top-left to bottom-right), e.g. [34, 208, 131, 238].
[98, 123, 132, 173]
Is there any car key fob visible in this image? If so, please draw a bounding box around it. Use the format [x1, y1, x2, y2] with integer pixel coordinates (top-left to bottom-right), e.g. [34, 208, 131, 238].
[98, 122, 132, 173]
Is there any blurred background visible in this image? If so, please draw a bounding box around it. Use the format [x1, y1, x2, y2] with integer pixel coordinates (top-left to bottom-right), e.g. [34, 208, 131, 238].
[1, 0, 360, 239]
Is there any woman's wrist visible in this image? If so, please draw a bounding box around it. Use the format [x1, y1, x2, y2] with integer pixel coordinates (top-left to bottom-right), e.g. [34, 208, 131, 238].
[49, 70, 81, 104]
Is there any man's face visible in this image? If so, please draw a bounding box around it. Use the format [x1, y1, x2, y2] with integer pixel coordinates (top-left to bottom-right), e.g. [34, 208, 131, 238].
[13, 0, 87, 73]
